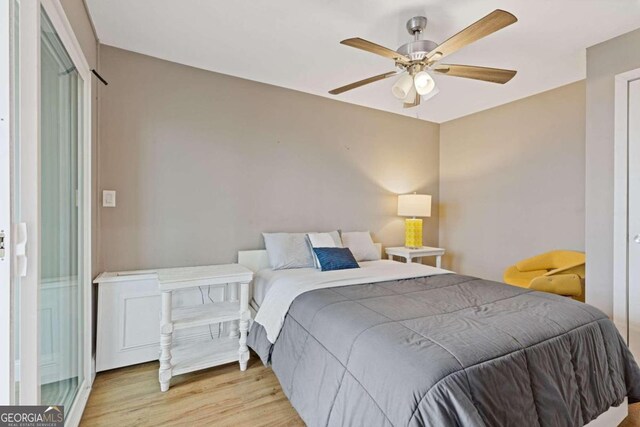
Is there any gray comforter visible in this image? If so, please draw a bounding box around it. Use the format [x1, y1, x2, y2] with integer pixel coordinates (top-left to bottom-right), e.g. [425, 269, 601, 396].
[248, 273, 640, 426]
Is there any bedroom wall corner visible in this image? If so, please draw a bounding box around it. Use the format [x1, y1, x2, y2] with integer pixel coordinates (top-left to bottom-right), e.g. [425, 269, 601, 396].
[439, 81, 586, 282]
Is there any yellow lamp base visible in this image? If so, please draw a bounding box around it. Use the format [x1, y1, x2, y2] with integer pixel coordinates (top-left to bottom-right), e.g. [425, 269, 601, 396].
[405, 218, 423, 248]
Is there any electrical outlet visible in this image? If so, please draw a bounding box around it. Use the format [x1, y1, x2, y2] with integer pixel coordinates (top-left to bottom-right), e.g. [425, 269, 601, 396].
[103, 190, 116, 207]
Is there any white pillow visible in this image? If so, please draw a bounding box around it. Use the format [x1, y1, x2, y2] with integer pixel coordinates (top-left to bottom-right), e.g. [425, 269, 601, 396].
[263, 232, 315, 270]
[307, 231, 342, 268]
[341, 231, 380, 262]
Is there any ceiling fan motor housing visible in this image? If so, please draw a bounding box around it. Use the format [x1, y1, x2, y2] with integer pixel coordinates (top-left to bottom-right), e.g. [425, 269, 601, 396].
[397, 39, 438, 62]
[397, 16, 438, 62]
[406, 16, 428, 35]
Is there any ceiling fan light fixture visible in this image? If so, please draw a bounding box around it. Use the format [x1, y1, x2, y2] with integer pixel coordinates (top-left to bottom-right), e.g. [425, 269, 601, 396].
[328, 10, 518, 107]
[403, 84, 417, 103]
[392, 74, 414, 99]
[414, 71, 435, 95]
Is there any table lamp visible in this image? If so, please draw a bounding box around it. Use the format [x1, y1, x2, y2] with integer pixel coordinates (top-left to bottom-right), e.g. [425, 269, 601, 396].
[397, 193, 431, 248]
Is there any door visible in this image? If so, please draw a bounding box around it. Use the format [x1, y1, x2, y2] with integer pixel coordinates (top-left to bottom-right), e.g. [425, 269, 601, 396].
[1, 0, 23, 405]
[38, 8, 84, 409]
[2, 0, 93, 420]
[628, 78, 640, 358]
[0, 0, 14, 405]
[614, 68, 640, 361]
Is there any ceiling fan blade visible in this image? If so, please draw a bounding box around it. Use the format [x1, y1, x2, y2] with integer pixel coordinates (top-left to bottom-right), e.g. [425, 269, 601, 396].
[329, 71, 399, 95]
[427, 9, 517, 61]
[403, 92, 421, 109]
[434, 64, 516, 84]
[341, 38, 411, 64]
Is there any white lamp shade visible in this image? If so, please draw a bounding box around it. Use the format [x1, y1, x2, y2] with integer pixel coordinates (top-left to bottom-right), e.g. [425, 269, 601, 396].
[414, 71, 435, 96]
[398, 194, 432, 217]
[403, 84, 417, 103]
[392, 74, 414, 99]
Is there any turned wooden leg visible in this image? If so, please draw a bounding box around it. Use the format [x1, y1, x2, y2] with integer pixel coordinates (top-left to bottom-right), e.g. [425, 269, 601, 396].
[238, 281, 250, 371]
[228, 282, 239, 338]
[159, 291, 173, 392]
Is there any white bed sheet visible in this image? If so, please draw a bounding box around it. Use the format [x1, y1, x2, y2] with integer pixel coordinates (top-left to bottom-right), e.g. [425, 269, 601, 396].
[252, 261, 406, 306]
[252, 271, 273, 307]
[252, 259, 451, 343]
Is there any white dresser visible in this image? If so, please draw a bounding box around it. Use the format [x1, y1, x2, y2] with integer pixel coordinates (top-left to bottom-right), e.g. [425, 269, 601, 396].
[93, 265, 251, 374]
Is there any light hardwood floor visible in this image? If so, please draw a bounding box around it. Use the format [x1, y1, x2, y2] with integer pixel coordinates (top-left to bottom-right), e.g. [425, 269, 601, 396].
[81, 357, 639, 426]
[80, 357, 303, 426]
[621, 402, 640, 427]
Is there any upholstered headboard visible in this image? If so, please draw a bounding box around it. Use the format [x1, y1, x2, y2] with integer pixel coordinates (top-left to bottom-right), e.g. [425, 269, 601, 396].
[238, 243, 383, 272]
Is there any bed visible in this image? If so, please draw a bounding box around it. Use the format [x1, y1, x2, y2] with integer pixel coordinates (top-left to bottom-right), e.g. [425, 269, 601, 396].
[239, 248, 640, 427]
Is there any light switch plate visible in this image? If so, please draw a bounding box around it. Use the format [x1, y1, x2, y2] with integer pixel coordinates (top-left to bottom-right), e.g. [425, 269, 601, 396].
[102, 190, 116, 207]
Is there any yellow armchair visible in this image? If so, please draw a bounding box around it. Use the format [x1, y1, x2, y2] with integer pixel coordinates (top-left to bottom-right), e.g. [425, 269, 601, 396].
[503, 250, 586, 301]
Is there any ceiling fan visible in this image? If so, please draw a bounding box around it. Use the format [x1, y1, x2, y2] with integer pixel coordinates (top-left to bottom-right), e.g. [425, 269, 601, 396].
[329, 10, 518, 108]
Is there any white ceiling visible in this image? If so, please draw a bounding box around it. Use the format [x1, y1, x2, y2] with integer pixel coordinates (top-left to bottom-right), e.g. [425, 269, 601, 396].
[86, 0, 640, 123]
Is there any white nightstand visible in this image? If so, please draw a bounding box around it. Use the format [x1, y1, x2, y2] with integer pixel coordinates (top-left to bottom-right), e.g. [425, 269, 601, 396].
[157, 264, 253, 392]
[385, 246, 445, 268]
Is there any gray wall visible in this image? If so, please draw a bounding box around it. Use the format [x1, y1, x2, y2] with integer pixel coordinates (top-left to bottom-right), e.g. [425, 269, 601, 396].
[439, 81, 586, 282]
[98, 46, 440, 272]
[586, 28, 640, 316]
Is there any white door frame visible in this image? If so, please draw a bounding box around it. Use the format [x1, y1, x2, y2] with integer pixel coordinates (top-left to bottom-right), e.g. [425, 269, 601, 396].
[15, 0, 92, 423]
[17, 0, 40, 406]
[613, 67, 640, 345]
[0, 0, 13, 405]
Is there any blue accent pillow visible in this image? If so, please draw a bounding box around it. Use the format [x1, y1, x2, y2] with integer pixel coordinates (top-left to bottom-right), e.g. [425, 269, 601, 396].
[312, 247, 360, 272]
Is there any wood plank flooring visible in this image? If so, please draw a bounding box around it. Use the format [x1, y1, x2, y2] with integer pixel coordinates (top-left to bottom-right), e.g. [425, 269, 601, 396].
[80, 357, 303, 426]
[621, 401, 640, 427]
[81, 357, 639, 426]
